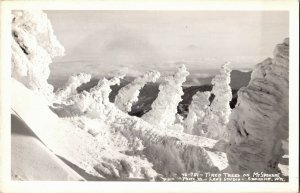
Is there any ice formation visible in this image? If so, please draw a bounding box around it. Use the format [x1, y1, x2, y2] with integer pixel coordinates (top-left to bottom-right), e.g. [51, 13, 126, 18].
[55, 75, 124, 119]
[142, 65, 189, 129]
[55, 73, 91, 104]
[115, 70, 160, 112]
[226, 38, 289, 174]
[184, 91, 211, 135]
[11, 10, 65, 101]
[203, 62, 232, 140]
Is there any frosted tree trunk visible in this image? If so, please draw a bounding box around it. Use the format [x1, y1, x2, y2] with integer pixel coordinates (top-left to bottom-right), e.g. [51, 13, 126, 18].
[203, 62, 232, 140]
[142, 65, 189, 129]
[184, 91, 211, 135]
[226, 38, 289, 174]
[115, 70, 160, 112]
[11, 10, 65, 102]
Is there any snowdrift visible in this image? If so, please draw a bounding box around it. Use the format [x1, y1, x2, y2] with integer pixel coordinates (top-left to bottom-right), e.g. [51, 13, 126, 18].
[11, 113, 84, 181]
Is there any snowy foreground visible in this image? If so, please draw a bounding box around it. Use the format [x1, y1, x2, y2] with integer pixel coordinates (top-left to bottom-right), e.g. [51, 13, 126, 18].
[11, 10, 289, 181]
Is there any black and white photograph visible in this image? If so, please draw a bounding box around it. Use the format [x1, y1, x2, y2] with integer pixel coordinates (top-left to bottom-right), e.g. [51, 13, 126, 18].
[0, 0, 299, 193]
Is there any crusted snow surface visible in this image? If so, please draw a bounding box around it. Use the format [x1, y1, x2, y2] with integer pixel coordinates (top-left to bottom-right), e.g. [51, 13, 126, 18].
[226, 38, 289, 174]
[142, 65, 189, 129]
[11, 10, 65, 102]
[11, 113, 85, 181]
[108, 114, 227, 176]
[115, 70, 160, 112]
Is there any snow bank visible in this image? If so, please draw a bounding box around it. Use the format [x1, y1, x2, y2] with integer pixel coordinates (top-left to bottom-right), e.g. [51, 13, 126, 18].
[115, 70, 160, 112]
[11, 113, 84, 181]
[104, 111, 228, 176]
[142, 65, 189, 129]
[11, 10, 65, 102]
[226, 38, 289, 174]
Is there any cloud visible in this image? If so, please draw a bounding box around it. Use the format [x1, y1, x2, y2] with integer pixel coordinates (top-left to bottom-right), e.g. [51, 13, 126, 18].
[185, 44, 199, 50]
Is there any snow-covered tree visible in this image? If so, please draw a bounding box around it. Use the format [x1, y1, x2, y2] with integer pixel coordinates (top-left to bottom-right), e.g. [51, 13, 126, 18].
[115, 70, 160, 112]
[227, 38, 289, 174]
[142, 65, 189, 129]
[57, 74, 125, 119]
[203, 62, 232, 140]
[55, 73, 91, 104]
[11, 10, 65, 102]
[184, 91, 211, 135]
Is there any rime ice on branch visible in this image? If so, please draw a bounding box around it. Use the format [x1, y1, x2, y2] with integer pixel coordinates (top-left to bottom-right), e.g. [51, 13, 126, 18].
[226, 38, 289, 174]
[142, 65, 189, 128]
[11, 10, 65, 101]
[203, 62, 232, 140]
[61, 74, 125, 119]
[115, 70, 160, 112]
[184, 91, 211, 135]
[55, 73, 91, 104]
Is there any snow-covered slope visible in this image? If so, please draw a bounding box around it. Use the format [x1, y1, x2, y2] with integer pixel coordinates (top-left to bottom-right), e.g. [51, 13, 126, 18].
[11, 113, 84, 181]
[226, 38, 289, 174]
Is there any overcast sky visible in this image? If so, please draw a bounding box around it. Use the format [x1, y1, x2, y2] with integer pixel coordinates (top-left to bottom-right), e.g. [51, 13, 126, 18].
[46, 10, 288, 78]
